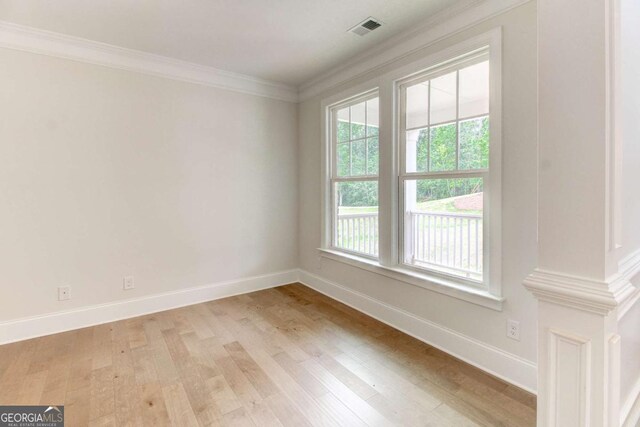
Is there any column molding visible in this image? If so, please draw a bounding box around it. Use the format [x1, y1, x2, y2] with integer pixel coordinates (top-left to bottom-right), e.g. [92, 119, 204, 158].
[531, 1, 629, 423]
[524, 270, 636, 316]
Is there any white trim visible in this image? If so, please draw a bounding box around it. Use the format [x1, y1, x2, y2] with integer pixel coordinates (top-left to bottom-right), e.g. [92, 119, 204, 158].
[0, 0, 533, 103]
[318, 248, 503, 311]
[546, 329, 591, 426]
[606, 0, 623, 251]
[523, 269, 636, 315]
[326, 90, 381, 259]
[299, 0, 532, 101]
[320, 30, 504, 308]
[0, 269, 298, 345]
[524, 251, 640, 317]
[617, 248, 640, 319]
[0, 21, 298, 103]
[298, 269, 535, 393]
[321, 83, 384, 251]
[622, 375, 640, 427]
[609, 334, 622, 427]
[394, 31, 502, 295]
[618, 247, 640, 282]
[618, 288, 640, 320]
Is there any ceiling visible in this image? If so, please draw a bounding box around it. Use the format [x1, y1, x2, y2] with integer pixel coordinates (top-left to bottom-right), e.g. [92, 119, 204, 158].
[0, 0, 461, 86]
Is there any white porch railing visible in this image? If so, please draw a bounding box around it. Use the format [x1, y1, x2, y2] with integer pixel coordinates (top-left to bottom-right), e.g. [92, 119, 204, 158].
[335, 211, 482, 278]
[409, 211, 482, 277]
[335, 212, 379, 257]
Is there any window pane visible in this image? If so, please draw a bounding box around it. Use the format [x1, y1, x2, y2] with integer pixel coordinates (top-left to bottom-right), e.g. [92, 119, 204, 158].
[406, 82, 429, 129]
[350, 102, 366, 139]
[351, 139, 367, 176]
[336, 142, 350, 176]
[429, 123, 457, 171]
[335, 181, 379, 257]
[337, 107, 349, 142]
[367, 137, 379, 175]
[404, 177, 483, 281]
[459, 117, 489, 170]
[366, 98, 379, 137]
[459, 61, 489, 118]
[430, 71, 457, 125]
[405, 128, 428, 173]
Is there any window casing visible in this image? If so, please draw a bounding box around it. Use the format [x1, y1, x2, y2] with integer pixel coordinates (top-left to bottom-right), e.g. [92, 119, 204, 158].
[399, 53, 490, 287]
[329, 92, 380, 259]
[321, 33, 502, 306]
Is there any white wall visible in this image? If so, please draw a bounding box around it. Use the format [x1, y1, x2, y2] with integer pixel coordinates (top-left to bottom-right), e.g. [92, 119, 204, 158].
[0, 47, 298, 322]
[620, 0, 640, 257]
[298, 0, 538, 382]
[619, 0, 640, 413]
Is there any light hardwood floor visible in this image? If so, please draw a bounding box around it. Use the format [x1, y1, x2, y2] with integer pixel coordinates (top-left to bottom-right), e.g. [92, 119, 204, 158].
[0, 283, 536, 426]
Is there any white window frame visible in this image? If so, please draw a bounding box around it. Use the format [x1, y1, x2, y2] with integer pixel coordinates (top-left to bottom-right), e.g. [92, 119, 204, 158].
[319, 29, 503, 310]
[398, 51, 491, 289]
[328, 90, 380, 260]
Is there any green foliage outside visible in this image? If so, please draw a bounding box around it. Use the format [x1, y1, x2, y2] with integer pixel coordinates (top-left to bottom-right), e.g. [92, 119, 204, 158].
[336, 116, 488, 210]
[460, 117, 489, 170]
[336, 181, 378, 208]
[415, 117, 488, 203]
[337, 121, 378, 177]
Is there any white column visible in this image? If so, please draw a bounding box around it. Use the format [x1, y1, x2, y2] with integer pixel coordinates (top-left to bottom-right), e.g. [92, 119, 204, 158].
[525, 0, 634, 425]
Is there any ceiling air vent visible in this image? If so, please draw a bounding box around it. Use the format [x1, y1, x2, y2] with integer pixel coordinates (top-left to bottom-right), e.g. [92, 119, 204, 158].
[349, 17, 382, 36]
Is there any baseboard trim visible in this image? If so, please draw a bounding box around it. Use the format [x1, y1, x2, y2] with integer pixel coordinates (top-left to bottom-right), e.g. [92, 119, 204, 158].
[622, 375, 640, 426]
[298, 269, 537, 394]
[1, 268, 537, 393]
[0, 269, 298, 345]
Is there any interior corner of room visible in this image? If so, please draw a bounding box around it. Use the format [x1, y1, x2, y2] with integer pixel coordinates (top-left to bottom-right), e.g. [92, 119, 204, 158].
[1, 0, 639, 426]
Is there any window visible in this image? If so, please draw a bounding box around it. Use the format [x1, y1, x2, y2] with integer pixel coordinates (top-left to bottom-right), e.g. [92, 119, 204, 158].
[330, 93, 379, 258]
[322, 36, 501, 304]
[400, 56, 489, 284]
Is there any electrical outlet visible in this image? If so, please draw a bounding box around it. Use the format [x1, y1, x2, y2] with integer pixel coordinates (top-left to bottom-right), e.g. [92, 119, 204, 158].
[58, 286, 70, 301]
[123, 276, 135, 290]
[507, 319, 520, 341]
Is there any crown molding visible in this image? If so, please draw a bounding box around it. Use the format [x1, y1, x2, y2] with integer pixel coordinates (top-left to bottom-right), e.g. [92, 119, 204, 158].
[298, 0, 533, 101]
[524, 249, 640, 316]
[0, 0, 533, 104]
[0, 21, 298, 103]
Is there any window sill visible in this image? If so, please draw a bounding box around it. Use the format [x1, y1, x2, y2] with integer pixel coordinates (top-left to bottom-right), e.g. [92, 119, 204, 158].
[317, 248, 504, 311]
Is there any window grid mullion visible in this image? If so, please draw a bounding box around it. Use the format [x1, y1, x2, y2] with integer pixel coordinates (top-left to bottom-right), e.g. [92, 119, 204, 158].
[349, 107, 353, 176]
[333, 177, 378, 182]
[365, 102, 369, 174]
[343, 135, 369, 143]
[334, 110, 339, 180]
[399, 171, 487, 183]
[455, 70, 460, 170]
[427, 81, 431, 173]
[408, 115, 489, 133]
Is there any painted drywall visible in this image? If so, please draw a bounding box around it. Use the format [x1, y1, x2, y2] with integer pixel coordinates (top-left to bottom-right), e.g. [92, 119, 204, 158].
[298, 1, 538, 367]
[620, 0, 640, 257]
[619, 0, 640, 410]
[0, 47, 298, 321]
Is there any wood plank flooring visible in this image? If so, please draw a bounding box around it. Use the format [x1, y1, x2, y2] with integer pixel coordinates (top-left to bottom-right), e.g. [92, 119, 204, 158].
[0, 283, 536, 426]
